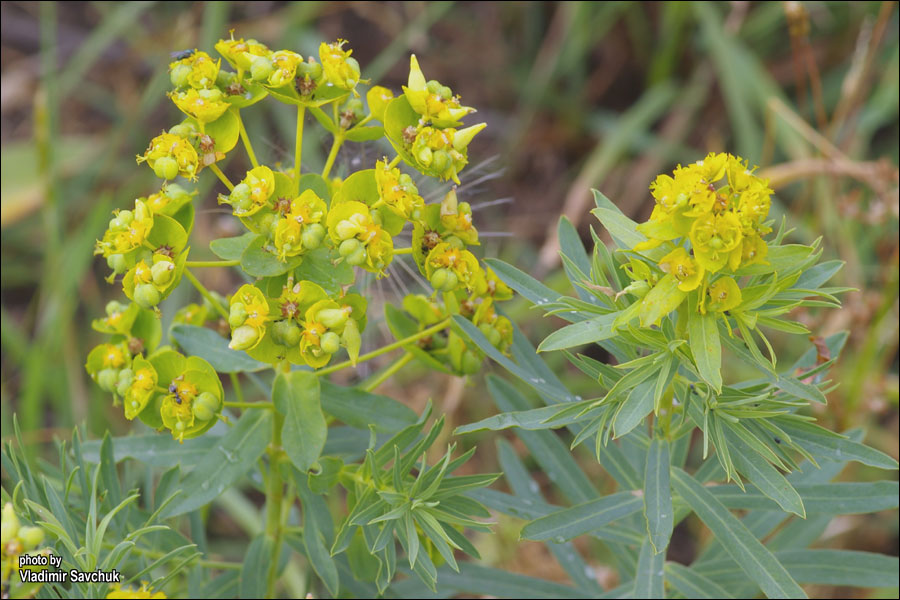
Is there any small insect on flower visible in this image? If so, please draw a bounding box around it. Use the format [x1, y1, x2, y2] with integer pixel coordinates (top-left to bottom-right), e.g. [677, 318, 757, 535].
[170, 49, 196, 61]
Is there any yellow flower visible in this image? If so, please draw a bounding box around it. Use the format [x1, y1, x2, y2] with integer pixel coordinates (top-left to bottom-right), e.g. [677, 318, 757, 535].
[705, 276, 742, 313]
[402, 55, 476, 127]
[658, 247, 705, 291]
[169, 50, 219, 90]
[137, 132, 199, 180]
[268, 50, 303, 87]
[689, 211, 743, 272]
[170, 88, 230, 124]
[319, 40, 361, 92]
[215, 35, 269, 72]
[374, 159, 424, 220]
[273, 190, 328, 261]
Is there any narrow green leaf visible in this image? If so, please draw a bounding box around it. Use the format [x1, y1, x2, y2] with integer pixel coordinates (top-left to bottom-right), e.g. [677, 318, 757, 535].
[613, 377, 656, 439]
[665, 562, 734, 599]
[644, 437, 673, 554]
[775, 420, 899, 470]
[454, 401, 592, 435]
[294, 472, 339, 596]
[275, 372, 326, 472]
[240, 535, 272, 599]
[521, 492, 643, 541]
[171, 325, 268, 373]
[320, 380, 417, 433]
[710, 481, 898, 514]
[689, 310, 722, 392]
[538, 313, 618, 352]
[634, 536, 665, 598]
[483, 258, 570, 318]
[162, 410, 272, 518]
[671, 468, 806, 599]
[725, 428, 805, 517]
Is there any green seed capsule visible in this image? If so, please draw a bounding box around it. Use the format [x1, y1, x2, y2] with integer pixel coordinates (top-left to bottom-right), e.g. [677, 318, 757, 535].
[426, 79, 442, 94]
[446, 236, 465, 249]
[170, 64, 192, 88]
[228, 302, 248, 328]
[229, 325, 259, 351]
[335, 219, 361, 241]
[461, 350, 481, 375]
[417, 146, 433, 167]
[153, 156, 179, 180]
[1, 503, 19, 546]
[192, 391, 220, 421]
[320, 331, 341, 354]
[272, 320, 301, 347]
[487, 328, 502, 348]
[430, 268, 449, 291]
[117, 210, 134, 226]
[151, 260, 175, 287]
[339, 238, 361, 257]
[440, 85, 452, 100]
[134, 283, 161, 309]
[301, 228, 322, 250]
[708, 236, 723, 250]
[117, 368, 134, 385]
[297, 60, 322, 80]
[431, 150, 450, 174]
[18, 526, 44, 551]
[346, 247, 367, 266]
[98, 368, 119, 392]
[250, 56, 274, 81]
[442, 271, 459, 291]
[105, 300, 125, 316]
[316, 308, 348, 329]
[168, 122, 195, 138]
[107, 254, 127, 275]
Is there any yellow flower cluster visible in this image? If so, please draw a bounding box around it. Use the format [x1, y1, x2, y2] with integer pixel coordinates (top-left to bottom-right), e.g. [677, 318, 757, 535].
[634, 153, 772, 313]
[167, 50, 231, 124]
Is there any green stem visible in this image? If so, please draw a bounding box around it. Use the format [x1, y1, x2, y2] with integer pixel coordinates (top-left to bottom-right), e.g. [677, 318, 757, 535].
[393, 247, 413, 255]
[116, 544, 242, 571]
[209, 163, 235, 191]
[229, 372, 244, 404]
[363, 352, 413, 392]
[185, 259, 240, 268]
[234, 108, 259, 168]
[315, 318, 450, 377]
[265, 411, 285, 597]
[321, 133, 345, 179]
[223, 401, 273, 410]
[387, 154, 402, 169]
[294, 105, 306, 196]
[183, 268, 229, 320]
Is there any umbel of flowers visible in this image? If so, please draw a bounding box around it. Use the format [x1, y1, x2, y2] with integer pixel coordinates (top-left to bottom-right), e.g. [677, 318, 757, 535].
[88, 35, 508, 441]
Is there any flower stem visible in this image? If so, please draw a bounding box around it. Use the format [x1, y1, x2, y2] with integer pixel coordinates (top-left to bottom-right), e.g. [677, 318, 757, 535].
[265, 411, 285, 597]
[321, 133, 345, 179]
[209, 163, 235, 191]
[315, 318, 450, 377]
[294, 105, 306, 196]
[234, 108, 259, 168]
[223, 401, 273, 410]
[363, 352, 414, 392]
[229, 372, 244, 404]
[185, 259, 240, 268]
[387, 154, 402, 169]
[393, 247, 413, 255]
[183, 268, 229, 320]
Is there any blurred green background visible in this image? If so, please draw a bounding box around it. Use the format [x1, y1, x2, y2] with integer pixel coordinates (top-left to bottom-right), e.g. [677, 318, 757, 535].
[1, 1, 897, 595]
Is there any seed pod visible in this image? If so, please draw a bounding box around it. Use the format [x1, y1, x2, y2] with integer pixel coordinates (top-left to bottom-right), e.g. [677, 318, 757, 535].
[170, 64, 192, 88]
[317, 308, 348, 329]
[229, 324, 259, 351]
[431, 150, 450, 174]
[151, 260, 175, 287]
[346, 247, 367, 266]
[98, 368, 119, 392]
[335, 219, 362, 241]
[339, 238, 361, 257]
[105, 300, 126, 316]
[250, 56, 274, 81]
[192, 391, 220, 421]
[117, 210, 134, 226]
[301, 224, 324, 250]
[153, 156, 179, 180]
[228, 302, 248, 328]
[461, 350, 481, 375]
[442, 270, 459, 291]
[18, 526, 44, 551]
[297, 59, 323, 80]
[320, 331, 341, 354]
[168, 122, 196, 138]
[272, 320, 301, 346]
[1, 503, 20, 546]
[134, 283, 162, 309]
[430, 268, 449, 291]
[107, 254, 127, 274]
